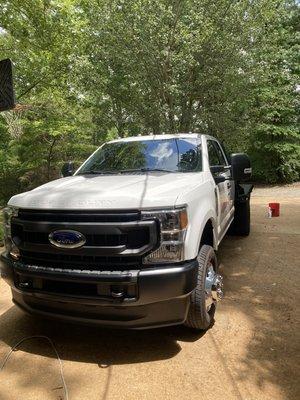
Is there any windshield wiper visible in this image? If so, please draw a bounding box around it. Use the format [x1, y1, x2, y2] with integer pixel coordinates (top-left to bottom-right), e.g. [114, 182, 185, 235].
[118, 168, 175, 173]
[77, 170, 116, 175]
[78, 168, 175, 175]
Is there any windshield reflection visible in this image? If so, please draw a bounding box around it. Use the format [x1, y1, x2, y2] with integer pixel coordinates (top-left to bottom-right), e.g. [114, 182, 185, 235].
[76, 138, 202, 175]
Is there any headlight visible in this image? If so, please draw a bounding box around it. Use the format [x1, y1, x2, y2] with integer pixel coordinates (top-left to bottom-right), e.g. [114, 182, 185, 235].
[3, 206, 20, 259]
[141, 207, 188, 264]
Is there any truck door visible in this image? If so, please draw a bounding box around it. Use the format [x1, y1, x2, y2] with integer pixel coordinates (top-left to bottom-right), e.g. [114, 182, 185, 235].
[207, 139, 234, 240]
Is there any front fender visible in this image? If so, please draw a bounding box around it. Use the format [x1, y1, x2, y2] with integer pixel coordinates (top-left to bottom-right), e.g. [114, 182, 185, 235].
[177, 177, 218, 260]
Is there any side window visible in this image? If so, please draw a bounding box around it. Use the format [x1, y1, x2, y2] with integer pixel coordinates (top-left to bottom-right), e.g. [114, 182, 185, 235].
[177, 138, 202, 171]
[207, 140, 222, 166]
[213, 141, 227, 166]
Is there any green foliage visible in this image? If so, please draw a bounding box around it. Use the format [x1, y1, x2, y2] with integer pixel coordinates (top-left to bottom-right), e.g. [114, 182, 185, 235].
[0, 0, 299, 204]
[247, 0, 300, 182]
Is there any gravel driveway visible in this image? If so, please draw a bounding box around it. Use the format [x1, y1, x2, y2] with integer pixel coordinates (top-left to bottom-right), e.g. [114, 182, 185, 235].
[0, 184, 299, 400]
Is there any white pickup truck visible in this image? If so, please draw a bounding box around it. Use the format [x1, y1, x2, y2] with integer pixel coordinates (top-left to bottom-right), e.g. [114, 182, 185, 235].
[1, 134, 252, 330]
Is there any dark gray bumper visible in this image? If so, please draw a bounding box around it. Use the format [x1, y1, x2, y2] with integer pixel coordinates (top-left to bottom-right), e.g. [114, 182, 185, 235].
[0, 252, 198, 329]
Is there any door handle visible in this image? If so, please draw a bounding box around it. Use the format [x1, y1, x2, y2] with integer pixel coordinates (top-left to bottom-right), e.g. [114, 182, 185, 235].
[226, 181, 232, 189]
[214, 187, 219, 216]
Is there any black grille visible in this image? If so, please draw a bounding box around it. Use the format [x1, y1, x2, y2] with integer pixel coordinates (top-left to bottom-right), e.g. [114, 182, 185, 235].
[13, 227, 149, 248]
[17, 209, 140, 222]
[12, 209, 159, 271]
[19, 250, 142, 270]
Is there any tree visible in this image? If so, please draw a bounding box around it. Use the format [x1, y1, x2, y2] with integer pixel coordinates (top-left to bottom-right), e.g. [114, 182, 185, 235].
[0, 0, 96, 203]
[0, 0, 299, 207]
[247, 0, 300, 182]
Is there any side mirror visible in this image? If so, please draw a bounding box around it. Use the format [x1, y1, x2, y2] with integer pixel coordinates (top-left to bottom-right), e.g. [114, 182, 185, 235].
[61, 161, 75, 177]
[230, 153, 252, 182]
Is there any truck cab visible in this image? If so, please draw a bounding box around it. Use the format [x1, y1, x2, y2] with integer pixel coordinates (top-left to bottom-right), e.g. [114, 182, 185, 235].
[0, 133, 252, 330]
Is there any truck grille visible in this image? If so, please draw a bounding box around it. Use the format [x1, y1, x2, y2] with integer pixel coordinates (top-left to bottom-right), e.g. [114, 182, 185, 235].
[17, 209, 140, 223]
[12, 209, 159, 271]
[19, 250, 142, 269]
[16, 228, 149, 248]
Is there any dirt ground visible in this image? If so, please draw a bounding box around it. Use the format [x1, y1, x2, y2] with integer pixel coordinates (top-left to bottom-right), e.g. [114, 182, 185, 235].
[0, 184, 299, 400]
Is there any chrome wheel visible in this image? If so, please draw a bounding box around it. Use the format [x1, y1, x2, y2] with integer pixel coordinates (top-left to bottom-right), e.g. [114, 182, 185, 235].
[185, 245, 221, 330]
[205, 263, 223, 311]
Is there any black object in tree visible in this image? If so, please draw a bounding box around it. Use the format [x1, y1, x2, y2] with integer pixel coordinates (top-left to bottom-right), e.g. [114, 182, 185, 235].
[0, 59, 15, 112]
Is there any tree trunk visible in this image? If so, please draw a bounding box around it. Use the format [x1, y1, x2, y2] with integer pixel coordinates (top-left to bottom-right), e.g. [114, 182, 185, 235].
[47, 137, 57, 181]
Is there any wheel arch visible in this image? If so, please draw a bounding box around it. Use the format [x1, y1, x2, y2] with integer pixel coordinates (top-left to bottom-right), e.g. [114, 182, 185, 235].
[185, 209, 218, 260]
[199, 219, 216, 250]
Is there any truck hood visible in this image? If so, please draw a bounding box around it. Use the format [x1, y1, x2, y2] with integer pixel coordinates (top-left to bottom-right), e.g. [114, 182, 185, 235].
[8, 172, 205, 210]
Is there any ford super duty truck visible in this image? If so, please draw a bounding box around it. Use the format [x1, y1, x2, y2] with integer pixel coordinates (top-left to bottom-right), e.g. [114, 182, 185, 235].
[1, 134, 252, 330]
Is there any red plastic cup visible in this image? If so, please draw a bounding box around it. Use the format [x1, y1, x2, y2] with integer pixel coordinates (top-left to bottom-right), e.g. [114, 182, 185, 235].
[269, 202, 280, 217]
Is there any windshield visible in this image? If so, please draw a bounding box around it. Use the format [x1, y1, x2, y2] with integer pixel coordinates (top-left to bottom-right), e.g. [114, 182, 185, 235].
[76, 138, 202, 174]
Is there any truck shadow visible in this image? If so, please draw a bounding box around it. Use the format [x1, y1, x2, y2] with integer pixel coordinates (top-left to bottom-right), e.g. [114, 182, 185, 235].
[0, 306, 205, 366]
[0, 305, 206, 400]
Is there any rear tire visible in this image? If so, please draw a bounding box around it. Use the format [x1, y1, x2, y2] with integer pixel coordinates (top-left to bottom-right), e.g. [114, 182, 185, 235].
[184, 245, 219, 331]
[229, 199, 250, 236]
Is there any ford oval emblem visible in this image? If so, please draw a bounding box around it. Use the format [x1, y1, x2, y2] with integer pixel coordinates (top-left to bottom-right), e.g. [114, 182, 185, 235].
[49, 230, 86, 249]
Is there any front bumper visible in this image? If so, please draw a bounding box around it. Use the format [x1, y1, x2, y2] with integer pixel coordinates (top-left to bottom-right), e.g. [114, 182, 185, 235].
[0, 252, 198, 329]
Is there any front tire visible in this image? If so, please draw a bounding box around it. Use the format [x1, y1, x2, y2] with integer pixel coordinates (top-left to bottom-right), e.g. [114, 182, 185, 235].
[184, 245, 223, 331]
